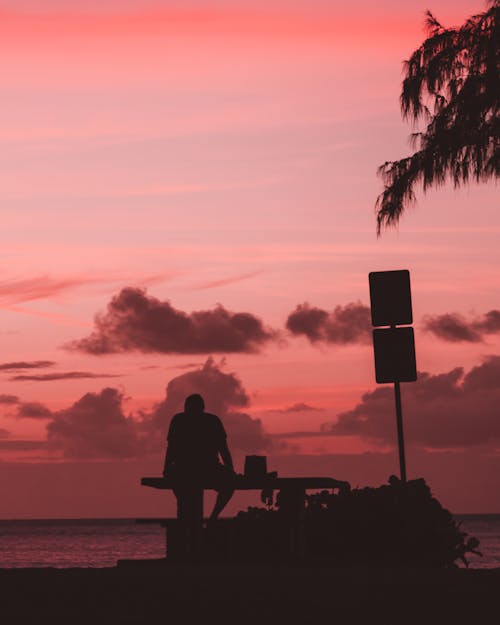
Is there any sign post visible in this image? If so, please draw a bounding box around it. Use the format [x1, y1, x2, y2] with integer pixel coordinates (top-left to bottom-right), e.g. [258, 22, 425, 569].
[369, 270, 417, 483]
[393, 381, 406, 483]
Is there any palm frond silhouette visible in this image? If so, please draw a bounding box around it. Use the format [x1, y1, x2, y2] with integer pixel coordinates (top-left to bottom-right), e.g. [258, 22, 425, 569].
[376, 1, 499, 234]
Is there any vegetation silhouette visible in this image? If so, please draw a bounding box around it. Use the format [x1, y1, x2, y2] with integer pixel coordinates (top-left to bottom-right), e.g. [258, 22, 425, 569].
[376, 0, 499, 233]
[219, 477, 481, 567]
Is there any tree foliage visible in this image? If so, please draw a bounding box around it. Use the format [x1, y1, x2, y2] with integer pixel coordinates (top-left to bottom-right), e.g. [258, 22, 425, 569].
[376, 1, 499, 233]
[229, 478, 480, 567]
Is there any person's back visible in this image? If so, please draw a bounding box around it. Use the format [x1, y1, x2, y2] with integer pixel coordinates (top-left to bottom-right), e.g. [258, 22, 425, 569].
[167, 409, 226, 472]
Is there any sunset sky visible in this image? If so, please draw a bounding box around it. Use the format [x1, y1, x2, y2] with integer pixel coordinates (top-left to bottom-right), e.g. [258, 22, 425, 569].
[1, 0, 499, 518]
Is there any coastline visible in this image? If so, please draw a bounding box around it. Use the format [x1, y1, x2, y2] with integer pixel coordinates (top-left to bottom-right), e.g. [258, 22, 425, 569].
[2, 563, 499, 624]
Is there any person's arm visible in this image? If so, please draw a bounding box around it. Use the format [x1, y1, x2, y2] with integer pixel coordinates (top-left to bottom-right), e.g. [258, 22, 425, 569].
[219, 438, 235, 473]
[163, 442, 174, 476]
[163, 417, 177, 476]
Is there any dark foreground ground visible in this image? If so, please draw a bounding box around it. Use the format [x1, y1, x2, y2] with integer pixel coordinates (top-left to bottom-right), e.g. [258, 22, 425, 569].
[1, 561, 498, 624]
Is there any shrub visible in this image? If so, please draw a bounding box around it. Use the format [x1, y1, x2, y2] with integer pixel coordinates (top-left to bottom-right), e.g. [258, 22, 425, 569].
[234, 477, 481, 567]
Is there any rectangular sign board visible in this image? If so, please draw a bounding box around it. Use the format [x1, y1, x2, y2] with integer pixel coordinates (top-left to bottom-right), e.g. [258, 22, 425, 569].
[372, 327, 417, 383]
[369, 270, 412, 327]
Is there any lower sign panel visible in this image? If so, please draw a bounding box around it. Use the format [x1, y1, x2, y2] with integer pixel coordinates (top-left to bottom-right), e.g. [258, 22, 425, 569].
[373, 327, 417, 383]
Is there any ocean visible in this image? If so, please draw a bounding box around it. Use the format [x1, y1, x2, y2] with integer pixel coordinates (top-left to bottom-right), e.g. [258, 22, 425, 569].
[0, 515, 498, 569]
[456, 514, 500, 569]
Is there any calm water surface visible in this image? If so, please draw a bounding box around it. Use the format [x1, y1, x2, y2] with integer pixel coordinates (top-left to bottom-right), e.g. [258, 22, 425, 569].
[456, 514, 500, 569]
[0, 519, 165, 568]
[0, 515, 498, 569]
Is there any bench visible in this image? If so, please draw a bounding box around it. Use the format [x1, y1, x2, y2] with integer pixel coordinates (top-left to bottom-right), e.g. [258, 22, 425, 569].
[141, 474, 350, 559]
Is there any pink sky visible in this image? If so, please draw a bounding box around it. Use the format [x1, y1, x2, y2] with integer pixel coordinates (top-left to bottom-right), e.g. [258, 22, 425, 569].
[0, 0, 499, 516]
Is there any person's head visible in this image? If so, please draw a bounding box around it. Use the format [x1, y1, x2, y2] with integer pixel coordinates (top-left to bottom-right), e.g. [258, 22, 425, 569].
[184, 393, 205, 414]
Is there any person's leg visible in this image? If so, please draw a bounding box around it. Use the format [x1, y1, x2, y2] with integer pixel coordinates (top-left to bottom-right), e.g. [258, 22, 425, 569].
[209, 465, 235, 520]
[173, 478, 204, 556]
[209, 487, 234, 520]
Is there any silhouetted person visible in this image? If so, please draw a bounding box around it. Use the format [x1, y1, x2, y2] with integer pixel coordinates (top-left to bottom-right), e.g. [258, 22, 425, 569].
[163, 393, 235, 520]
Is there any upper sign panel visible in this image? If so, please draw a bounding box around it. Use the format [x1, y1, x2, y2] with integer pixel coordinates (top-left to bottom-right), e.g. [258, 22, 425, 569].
[369, 270, 412, 327]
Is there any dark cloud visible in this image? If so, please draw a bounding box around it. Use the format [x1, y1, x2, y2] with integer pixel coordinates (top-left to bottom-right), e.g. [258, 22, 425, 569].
[478, 310, 500, 333]
[142, 362, 205, 371]
[0, 394, 19, 404]
[422, 313, 481, 342]
[0, 360, 55, 371]
[286, 302, 371, 345]
[16, 402, 53, 419]
[44, 359, 273, 459]
[146, 357, 273, 455]
[275, 403, 324, 413]
[269, 430, 331, 439]
[0, 428, 10, 438]
[461, 358, 500, 392]
[423, 310, 500, 342]
[47, 388, 141, 460]
[10, 372, 122, 382]
[68, 287, 276, 355]
[0, 439, 48, 451]
[324, 356, 500, 448]
[7, 359, 275, 461]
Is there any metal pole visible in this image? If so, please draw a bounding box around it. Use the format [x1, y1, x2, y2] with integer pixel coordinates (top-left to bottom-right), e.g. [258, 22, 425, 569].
[394, 381, 407, 483]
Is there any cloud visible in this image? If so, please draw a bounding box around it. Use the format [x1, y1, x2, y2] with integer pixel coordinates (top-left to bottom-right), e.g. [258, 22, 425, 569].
[6, 359, 274, 461]
[423, 310, 500, 342]
[286, 301, 371, 345]
[43, 359, 273, 459]
[0, 394, 19, 404]
[0, 439, 48, 451]
[269, 430, 331, 439]
[274, 402, 324, 413]
[10, 372, 122, 382]
[0, 428, 10, 438]
[68, 287, 276, 355]
[324, 355, 500, 448]
[0, 275, 104, 306]
[0, 360, 55, 371]
[0, 272, 175, 307]
[46, 388, 141, 460]
[16, 402, 53, 419]
[192, 270, 262, 290]
[146, 357, 274, 455]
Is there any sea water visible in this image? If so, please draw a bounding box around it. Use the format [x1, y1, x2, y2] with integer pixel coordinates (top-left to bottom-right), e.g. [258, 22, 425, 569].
[0, 519, 165, 568]
[456, 514, 500, 569]
[0, 515, 498, 569]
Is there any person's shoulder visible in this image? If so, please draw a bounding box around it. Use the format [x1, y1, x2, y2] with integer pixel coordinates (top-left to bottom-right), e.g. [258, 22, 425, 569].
[204, 412, 221, 421]
[169, 412, 185, 426]
[204, 412, 225, 426]
[204, 412, 226, 432]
